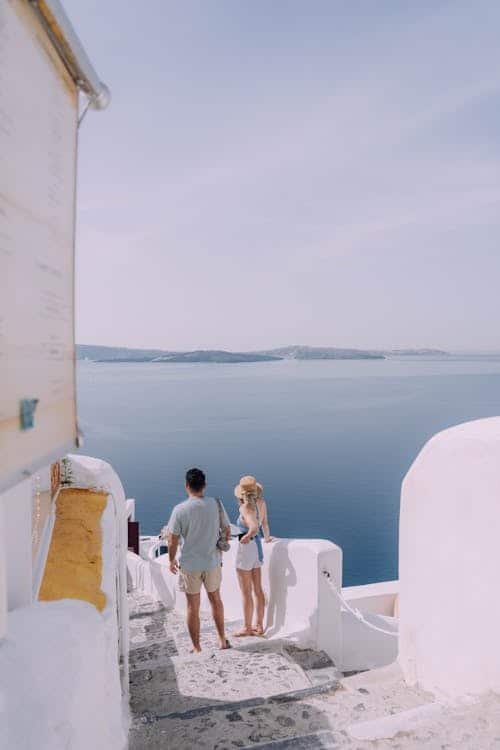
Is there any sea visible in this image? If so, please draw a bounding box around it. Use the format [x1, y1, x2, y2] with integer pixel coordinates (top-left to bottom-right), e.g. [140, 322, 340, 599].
[76, 355, 500, 586]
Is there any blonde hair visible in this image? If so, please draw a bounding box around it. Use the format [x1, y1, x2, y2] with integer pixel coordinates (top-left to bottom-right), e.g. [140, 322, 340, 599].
[238, 489, 258, 508]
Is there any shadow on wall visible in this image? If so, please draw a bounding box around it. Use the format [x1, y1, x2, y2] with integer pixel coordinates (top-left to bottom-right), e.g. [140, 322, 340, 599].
[265, 540, 297, 637]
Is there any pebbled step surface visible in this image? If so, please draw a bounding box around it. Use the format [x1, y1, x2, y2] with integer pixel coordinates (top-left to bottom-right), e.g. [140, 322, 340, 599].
[128, 590, 340, 749]
[130, 646, 312, 716]
[127, 590, 500, 749]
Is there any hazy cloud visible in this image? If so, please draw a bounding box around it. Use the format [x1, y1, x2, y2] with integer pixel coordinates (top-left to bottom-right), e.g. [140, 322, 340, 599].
[67, 0, 500, 350]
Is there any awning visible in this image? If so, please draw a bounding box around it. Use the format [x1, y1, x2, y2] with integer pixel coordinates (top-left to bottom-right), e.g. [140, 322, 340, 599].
[28, 0, 110, 109]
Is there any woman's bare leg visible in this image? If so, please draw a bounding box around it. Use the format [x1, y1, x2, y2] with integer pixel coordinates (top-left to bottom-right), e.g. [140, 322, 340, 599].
[234, 569, 254, 635]
[251, 567, 266, 635]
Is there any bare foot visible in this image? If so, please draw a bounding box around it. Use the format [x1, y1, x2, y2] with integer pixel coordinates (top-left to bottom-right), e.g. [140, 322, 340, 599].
[190, 646, 202, 654]
[219, 639, 232, 650]
[233, 628, 254, 637]
[252, 627, 265, 636]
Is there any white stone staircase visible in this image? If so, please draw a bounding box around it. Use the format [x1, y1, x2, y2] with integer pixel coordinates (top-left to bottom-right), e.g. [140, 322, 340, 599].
[127, 591, 500, 749]
[128, 591, 340, 749]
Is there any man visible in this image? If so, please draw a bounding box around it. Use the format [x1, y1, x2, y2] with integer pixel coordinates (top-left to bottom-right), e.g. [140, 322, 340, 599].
[167, 468, 231, 652]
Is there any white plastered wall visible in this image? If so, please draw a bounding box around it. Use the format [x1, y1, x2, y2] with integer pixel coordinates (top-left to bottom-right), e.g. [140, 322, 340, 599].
[1, 478, 33, 611]
[0, 502, 6, 638]
[399, 416, 500, 696]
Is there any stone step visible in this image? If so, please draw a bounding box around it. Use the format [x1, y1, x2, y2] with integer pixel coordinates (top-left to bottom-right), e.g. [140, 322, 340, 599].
[130, 644, 320, 717]
[127, 591, 341, 750]
[129, 680, 339, 750]
[148, 679, 339, 722]
[128, 594, 166, 619]
[241, 730, 338, 749]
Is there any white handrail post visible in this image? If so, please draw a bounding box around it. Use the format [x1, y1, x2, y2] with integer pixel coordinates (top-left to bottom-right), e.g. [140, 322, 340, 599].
[316, 547, 343, 669]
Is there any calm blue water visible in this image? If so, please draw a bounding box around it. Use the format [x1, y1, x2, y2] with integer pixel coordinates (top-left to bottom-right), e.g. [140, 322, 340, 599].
[76, 357, 500, 586]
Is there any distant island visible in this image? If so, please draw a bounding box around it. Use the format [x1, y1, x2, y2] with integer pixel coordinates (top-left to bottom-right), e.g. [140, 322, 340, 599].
[99, 350, 281, 364]
[260, 346, 384, 360]
[77, 344, 449, 364]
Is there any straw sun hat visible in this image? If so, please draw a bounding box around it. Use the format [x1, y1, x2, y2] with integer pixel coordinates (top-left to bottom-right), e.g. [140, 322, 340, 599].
[234, 475, 263, 500]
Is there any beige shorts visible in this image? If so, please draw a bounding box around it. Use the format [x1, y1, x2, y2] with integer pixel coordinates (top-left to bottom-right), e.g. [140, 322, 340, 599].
[178, 565, 222, 595]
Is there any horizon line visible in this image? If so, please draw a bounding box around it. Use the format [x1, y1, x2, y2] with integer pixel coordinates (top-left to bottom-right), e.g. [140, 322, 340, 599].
[75, 343, 500, 354]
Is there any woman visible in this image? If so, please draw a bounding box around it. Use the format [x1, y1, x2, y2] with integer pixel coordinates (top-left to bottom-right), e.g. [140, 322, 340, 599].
[233, 475, 272, 636]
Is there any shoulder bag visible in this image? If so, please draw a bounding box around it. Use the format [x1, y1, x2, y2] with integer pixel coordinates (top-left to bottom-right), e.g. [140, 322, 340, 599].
[215, 498, 231, 552]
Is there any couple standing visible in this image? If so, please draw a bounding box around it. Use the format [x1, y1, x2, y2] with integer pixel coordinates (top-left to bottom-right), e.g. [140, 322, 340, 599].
[166, 467, 272, 652]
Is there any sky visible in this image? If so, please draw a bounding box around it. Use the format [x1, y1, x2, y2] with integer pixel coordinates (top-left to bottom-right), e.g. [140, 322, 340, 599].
[66, 0, 500, 351]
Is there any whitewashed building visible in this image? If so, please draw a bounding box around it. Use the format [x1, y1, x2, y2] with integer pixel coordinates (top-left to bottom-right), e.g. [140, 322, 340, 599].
[0, 3, 129, 748]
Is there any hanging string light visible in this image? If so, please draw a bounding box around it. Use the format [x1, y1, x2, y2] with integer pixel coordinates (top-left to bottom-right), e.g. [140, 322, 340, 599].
[32, 474, 42, 549]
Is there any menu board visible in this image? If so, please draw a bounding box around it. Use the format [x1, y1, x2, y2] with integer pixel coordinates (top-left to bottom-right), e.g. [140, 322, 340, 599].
[0, 0, 78, 491]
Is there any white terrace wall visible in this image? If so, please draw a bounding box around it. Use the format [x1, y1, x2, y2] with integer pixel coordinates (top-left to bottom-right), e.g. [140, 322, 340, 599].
[129, 537, 343, 666]
[399, 416, 500, 697]
[341, 581, 399, 672]
[0, 600, 126, 750]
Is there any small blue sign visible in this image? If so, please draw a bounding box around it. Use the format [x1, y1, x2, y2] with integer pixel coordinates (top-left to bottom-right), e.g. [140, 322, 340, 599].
[20, 398, 39, 430]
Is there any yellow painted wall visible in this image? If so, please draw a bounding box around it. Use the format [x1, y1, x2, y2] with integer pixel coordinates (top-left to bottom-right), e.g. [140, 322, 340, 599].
[39, 488, 107, 612]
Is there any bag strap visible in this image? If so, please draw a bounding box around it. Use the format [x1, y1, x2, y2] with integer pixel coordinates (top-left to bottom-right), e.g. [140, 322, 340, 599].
[215, 497, 225, 531]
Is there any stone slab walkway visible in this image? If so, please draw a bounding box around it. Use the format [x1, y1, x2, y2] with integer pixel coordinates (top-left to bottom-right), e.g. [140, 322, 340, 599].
[128, 591, 500, 750]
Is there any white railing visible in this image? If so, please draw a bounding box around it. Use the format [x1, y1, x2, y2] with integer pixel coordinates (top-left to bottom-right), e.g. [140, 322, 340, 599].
[147, 539, 168, 561]
[322, 570, 398, 637]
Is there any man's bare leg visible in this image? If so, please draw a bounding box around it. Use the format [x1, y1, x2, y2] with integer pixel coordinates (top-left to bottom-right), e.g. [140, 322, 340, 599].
[207, 588, 230, 649]
[185, 592, 201, 652]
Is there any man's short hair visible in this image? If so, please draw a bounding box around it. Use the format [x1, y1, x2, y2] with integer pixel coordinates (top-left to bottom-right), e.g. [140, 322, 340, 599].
[185, 467, 206, 493]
